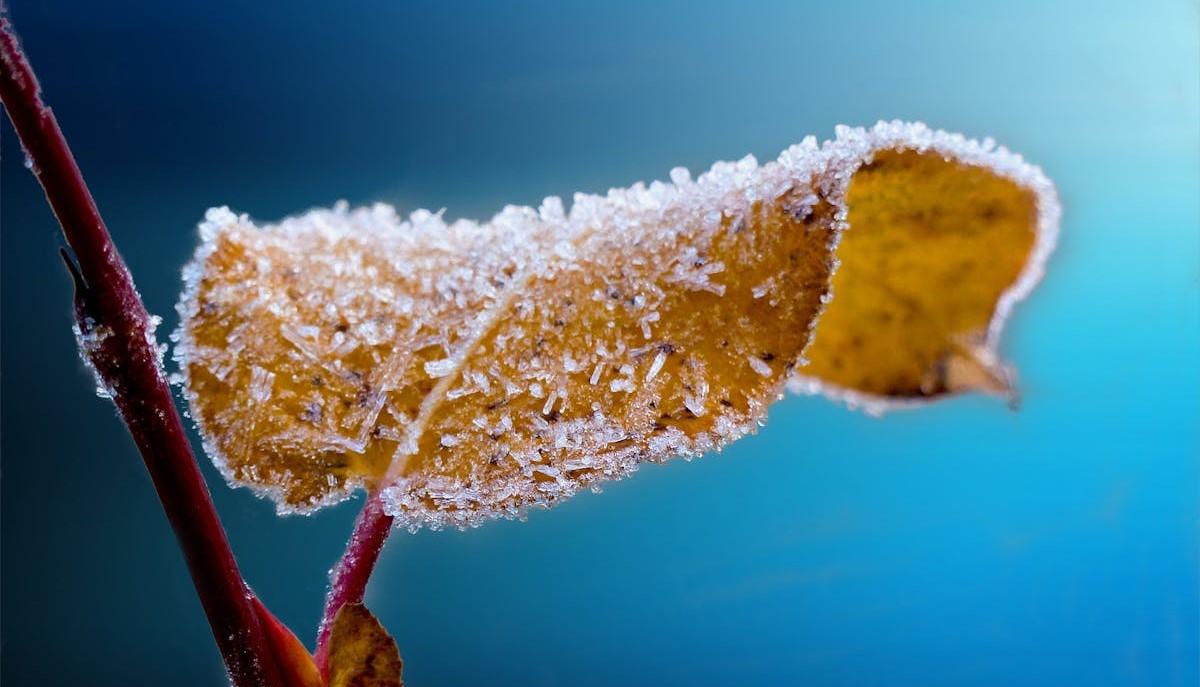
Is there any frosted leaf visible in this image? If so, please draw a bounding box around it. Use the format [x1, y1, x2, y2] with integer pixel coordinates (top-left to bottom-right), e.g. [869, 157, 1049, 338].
[177, 142, 835, 519]
[174, 120, 1058, 526]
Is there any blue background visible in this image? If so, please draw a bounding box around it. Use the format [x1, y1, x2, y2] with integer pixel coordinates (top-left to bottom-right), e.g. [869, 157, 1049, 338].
[2, 1, 1197, 685]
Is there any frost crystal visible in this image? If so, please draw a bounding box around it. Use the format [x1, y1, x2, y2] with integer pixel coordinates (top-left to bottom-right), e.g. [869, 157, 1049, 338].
[73, 318, 116, 399]
[748, 356, 773, 378]
[423, 358, 456, 378]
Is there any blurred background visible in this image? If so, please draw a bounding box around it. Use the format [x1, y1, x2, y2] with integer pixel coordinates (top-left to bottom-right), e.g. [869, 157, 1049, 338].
[2, 1, 1197, 685]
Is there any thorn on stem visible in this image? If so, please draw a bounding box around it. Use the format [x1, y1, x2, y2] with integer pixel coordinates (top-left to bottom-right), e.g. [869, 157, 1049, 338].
[60, 246, 98, 328]
[59, 246, 88, 292]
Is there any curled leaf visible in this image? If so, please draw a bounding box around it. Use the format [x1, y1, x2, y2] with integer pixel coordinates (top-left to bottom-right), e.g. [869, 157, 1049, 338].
[174, 121, 1059, 527]
[325, 603, 403, 687]
[792, 124, 1059, 412]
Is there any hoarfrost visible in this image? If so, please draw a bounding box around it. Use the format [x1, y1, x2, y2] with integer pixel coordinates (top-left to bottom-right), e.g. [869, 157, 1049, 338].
[73, 318, 116, 399]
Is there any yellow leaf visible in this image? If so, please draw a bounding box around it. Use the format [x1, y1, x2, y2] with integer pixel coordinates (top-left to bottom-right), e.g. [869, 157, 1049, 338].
[325, 603, 403, 687]
[174, 121, 1058, 526]
[793, 124, 1059, 413]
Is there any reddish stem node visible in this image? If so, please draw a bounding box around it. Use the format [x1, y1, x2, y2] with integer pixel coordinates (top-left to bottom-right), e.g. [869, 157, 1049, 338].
[0, 12, 284, 687]
[315, 492, 394, 675]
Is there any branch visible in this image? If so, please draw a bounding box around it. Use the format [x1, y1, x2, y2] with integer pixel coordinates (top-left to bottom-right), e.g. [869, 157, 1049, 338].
[314, 491, 394, 675]
[0, 12, 284, 687]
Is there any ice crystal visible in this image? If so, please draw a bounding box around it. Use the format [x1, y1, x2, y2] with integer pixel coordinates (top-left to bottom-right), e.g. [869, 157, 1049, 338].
[73, 317, 116, 399]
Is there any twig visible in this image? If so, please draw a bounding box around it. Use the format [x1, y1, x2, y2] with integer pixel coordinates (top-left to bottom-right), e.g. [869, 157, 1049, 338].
[314, 491, 394, 675]
[0, 11, 284, 687]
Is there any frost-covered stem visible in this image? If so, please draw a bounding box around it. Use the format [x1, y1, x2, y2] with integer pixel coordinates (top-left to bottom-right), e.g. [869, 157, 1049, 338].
[0, 13, 284, 687]
[315, 491, 394, 673]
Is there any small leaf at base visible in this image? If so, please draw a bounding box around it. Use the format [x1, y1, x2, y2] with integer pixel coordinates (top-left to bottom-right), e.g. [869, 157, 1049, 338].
[326, 603, 403, 687]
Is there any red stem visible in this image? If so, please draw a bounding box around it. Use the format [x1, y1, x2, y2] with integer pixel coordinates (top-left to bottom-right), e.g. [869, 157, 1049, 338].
[0, 12, 283, 687]
[314, 491, 394, 674]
